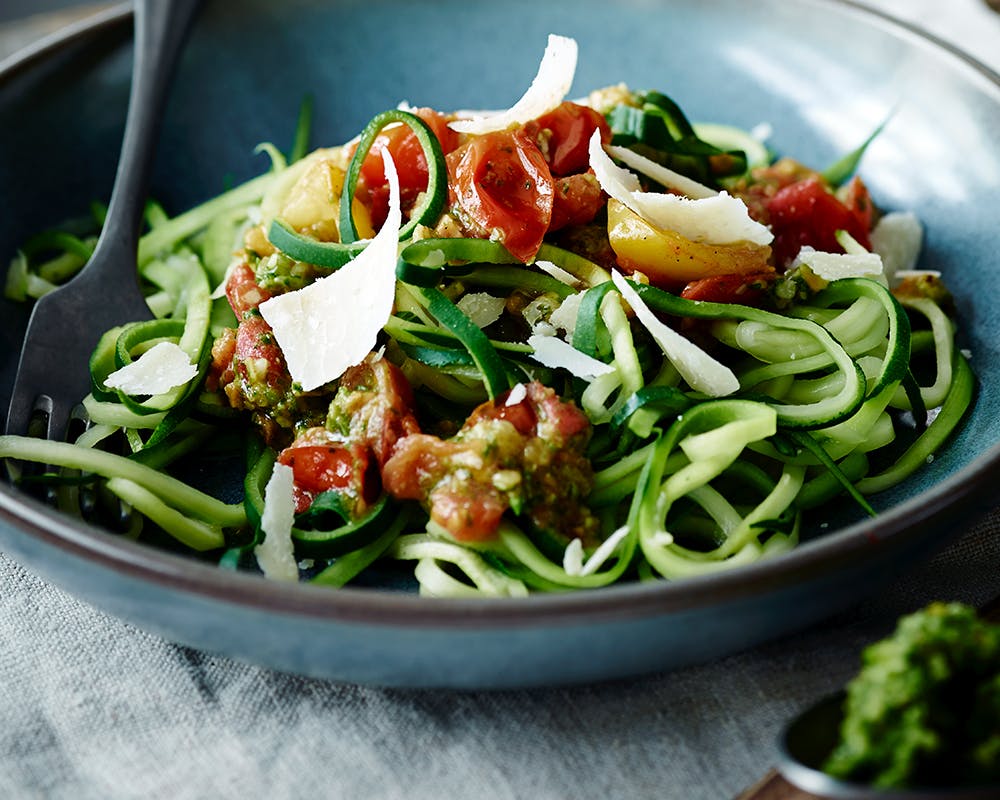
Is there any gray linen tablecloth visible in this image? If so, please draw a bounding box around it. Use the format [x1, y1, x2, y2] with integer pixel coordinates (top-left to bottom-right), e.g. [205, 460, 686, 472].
[2, 2, 999, 798]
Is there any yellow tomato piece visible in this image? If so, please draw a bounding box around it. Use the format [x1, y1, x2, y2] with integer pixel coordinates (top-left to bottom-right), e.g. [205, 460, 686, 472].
[280, 159, 375, 241]
[606, 199, 773, 287]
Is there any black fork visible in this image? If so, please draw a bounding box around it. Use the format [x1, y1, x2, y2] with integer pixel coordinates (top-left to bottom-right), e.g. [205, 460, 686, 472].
[5, 0, 202, 442]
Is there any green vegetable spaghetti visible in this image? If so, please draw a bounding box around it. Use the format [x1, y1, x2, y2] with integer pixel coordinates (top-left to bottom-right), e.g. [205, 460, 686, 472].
[0, 35, 974, 596]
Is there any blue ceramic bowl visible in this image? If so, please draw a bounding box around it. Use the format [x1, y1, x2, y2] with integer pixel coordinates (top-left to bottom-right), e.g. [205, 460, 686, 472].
[1, 0, 999, 688]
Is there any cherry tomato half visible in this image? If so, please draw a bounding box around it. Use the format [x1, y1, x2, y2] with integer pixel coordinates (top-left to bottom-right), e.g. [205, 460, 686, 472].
[447, 130, 554, 262]
[529, 101, 611, 176]
[358, 107, 457, 229]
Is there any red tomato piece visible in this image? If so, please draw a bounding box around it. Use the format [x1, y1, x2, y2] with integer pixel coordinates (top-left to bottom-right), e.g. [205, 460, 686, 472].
[529, 101, 611, 176]
[224, 260, 271, 317]
[447, 130, 554, 262]
[470, 388, 538, 436]
[358, 107, 457, 229]
[767, 176, 872, 268]
[427, 483, 507, 543]
[278, 441, 379, 515]
[549, 171, 605, 231]
[333, 356, 421, 467]
[838, 175, 874, 233]
[233, 314, 290, 409]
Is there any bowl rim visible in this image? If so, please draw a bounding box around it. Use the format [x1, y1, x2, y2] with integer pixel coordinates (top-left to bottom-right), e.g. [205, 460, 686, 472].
[2, 0, 1000, 630]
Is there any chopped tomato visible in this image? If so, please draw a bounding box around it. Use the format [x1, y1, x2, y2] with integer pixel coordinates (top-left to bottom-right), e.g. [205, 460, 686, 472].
[680, 271, 775, 305]
[278, 438, 379, 515]
[330, 355, 421, 467]
[383, 382, 596, 543]
[357, 107, 457, 229]
[224, 260, 271, 318]
[838, 175, 874, 233]
[549, 171, 605, 231]
[767, 176, 872, 268]
[230, 314, 290, 411]
[428, 483, 508, 542]
[468, 382, 590, 440]
[206, 327, 237, 393]
[528, 101, 611, 176]
[447, 130, 554, 262]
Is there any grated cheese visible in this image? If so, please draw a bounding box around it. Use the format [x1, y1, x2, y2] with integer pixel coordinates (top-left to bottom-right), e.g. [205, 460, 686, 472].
[605, 144, 716, 199]
[456, 292, 506, 328]
[563, 526, 630, 577]
[870, 211, 923, 283]
[505, 382, 528, 406]
[534, 259, 582, 287]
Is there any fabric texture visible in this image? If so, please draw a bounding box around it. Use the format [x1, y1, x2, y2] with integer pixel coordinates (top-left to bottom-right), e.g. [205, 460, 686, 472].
[2, 2, 1000, 798]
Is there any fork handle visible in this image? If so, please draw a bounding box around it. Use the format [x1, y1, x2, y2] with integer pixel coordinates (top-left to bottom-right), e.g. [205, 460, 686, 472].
[89, 0, 203, 277]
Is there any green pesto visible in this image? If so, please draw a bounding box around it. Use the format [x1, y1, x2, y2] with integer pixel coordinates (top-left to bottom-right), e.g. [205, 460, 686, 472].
[825, 602, 1000, 788]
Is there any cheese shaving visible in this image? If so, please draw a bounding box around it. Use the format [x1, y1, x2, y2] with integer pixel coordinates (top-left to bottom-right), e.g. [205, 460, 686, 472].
[456, 292, 506, 328]
[589, 132, 772, 246]
[505, 382, 528, 406]
[259, 149, 402, 391]
[103, 341, 198, 396]
[562, 538, 584, 576]
[870, 211, 923, 283]
[605, 144, 717, 200]
[563, 526, 630, 577]
[534, 259, 582, 287]
[449, 34, 578, 135]
[527, 334, 615, 380]
[611, 270, 739, 396]
[254, 462, 298, 582]
[794, 246, 884, 282]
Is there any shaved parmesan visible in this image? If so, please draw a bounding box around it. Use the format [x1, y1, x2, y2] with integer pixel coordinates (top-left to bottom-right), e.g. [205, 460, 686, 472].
[254, 462, 298, 582]
[795, 246, 884, 282]
[562, 538, 584, 575]
[563, 525, 630, 577]
[449, 34, 578, 135]
[534, 259, 581, 287]
[589, 132, 772, 246]
[259, 149, 402, 391]
[505, 382, 528, 406]
[456, 292, 506, 328]
[605, 144, 716, 199]
[103, 341, 197, 395]
[870, 211, 923, 283]
[549, 292, 583, 336]
[528, 334, 615, 380]
[611, 270, 739, 396]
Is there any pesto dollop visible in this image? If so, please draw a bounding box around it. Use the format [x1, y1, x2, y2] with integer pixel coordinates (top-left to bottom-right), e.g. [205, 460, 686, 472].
[825, 602, 1000, 788]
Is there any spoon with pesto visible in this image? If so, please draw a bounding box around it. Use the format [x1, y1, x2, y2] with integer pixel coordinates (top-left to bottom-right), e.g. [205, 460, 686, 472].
[776, 601, 1000, 800]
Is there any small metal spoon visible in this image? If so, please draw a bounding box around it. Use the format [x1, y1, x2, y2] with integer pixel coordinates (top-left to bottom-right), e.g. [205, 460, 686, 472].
[776, 691, 1000, 800]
